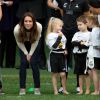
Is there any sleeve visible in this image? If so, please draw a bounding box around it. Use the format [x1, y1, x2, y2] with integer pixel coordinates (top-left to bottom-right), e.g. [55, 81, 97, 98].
[72, 41, 81, 46]
[46, 35, 55, 49]
[79, 44, 89, 49]
[72, 33, 79, 42]
[52, 36, 62, 48]
[14, 24, 28, 55]
[29, 22, 42, 55]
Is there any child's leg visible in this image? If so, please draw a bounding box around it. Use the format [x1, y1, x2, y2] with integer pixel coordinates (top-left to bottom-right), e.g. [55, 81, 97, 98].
[91, 69, 99, 94]
[51, 72, 58, 95]
[99, 79, 100, 92]
[85, 75, 90, 94]
[58, 72, 68, 93]
[97, 70, 100, 93]
[60, 72, 68, 94]
[76, 74, 80, 92]
[78, 75, 83, 94]
[60, 72, 68, 87]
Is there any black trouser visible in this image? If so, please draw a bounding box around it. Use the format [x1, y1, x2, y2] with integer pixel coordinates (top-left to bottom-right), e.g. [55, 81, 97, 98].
[37, 18, 46, 69]
[19, 47, 40, 89]
[0, 30, 16, 68]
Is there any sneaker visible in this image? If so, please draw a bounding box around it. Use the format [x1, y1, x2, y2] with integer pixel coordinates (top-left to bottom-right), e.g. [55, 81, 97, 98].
[76, 87, 80, 92]
[19, 89, 26, 95]
[34, 88, 41, 95]
[0, 89, 5, 95]
[58, 87, 63, 93]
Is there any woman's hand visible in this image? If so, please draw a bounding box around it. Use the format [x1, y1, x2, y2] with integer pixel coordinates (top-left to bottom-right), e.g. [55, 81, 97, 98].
[4, 1, 13, 6]
[26, 54, 31, 62]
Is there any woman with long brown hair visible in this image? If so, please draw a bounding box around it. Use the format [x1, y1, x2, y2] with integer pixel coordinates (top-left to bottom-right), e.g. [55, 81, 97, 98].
[14, 12, 42, 95]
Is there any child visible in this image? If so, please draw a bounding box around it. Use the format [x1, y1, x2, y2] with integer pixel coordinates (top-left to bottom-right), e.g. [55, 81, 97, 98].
[86, 15, 100, 95]
[46, 17, 68, 95]
[72, 15, 90, 94]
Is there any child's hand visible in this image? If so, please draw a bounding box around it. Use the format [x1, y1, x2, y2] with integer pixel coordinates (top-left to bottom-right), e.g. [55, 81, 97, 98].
[80, 41, 86, 45]
[58, 42, 63, 48]
[64, 50, 68, 55]
[58, 31, 62, 37]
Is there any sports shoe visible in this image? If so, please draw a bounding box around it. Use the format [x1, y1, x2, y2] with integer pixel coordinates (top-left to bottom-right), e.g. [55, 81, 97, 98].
[58, 87, 63, 93]
[19, 89, 26, 95]
[76, 87, 80, 92]
[34, 88, 41, 95]
[0, 89, 5, 95]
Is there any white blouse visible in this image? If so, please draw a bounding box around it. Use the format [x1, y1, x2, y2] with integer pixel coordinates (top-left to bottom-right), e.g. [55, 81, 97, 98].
[14, 22, 42, 56]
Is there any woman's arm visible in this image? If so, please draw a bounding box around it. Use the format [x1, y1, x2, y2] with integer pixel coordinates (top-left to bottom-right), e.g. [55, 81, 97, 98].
[29, 22, 42, 56]
[47, 0, 59, 10]
[14, 24, 28, 55]
[47, 0, 63, 16]
[0, 2, 2, 20]
[89, 6, 100, 14]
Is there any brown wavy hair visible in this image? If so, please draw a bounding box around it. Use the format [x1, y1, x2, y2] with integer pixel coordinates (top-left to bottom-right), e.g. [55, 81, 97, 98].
[18, 12, 38, 43]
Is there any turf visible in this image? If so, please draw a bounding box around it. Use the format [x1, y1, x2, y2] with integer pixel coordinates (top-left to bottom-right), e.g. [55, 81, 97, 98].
[0, 68, 100, 100]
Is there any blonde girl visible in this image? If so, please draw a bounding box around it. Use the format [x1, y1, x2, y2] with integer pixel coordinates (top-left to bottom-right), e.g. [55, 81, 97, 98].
[46, 17, 68, 95]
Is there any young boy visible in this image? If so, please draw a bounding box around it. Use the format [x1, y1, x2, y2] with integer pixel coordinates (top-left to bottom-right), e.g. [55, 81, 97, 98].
[72, 15, 91, 94]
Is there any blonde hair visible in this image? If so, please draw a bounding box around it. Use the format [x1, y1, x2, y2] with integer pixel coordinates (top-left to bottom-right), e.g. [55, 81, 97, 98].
[46, 17, 63, 37]
[86, 15, 100, 27]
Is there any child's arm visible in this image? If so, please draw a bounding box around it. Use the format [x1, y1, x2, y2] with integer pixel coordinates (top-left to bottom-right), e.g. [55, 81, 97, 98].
[52, 35, 62, 49]
[72, 41, 81, 46]
[52, 31, 62, 49]
[80, 41, 89, 49]
[72, 41, 89, 51]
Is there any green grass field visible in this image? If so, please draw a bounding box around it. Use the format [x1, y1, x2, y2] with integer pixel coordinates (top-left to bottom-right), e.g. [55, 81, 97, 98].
[0, 68, 100, 100]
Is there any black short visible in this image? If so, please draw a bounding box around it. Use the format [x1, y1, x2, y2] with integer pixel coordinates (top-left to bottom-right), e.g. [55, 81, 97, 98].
[74, 53, 88, 75]
[50, 52, 66, 73]
[94, 57, 100, 70]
